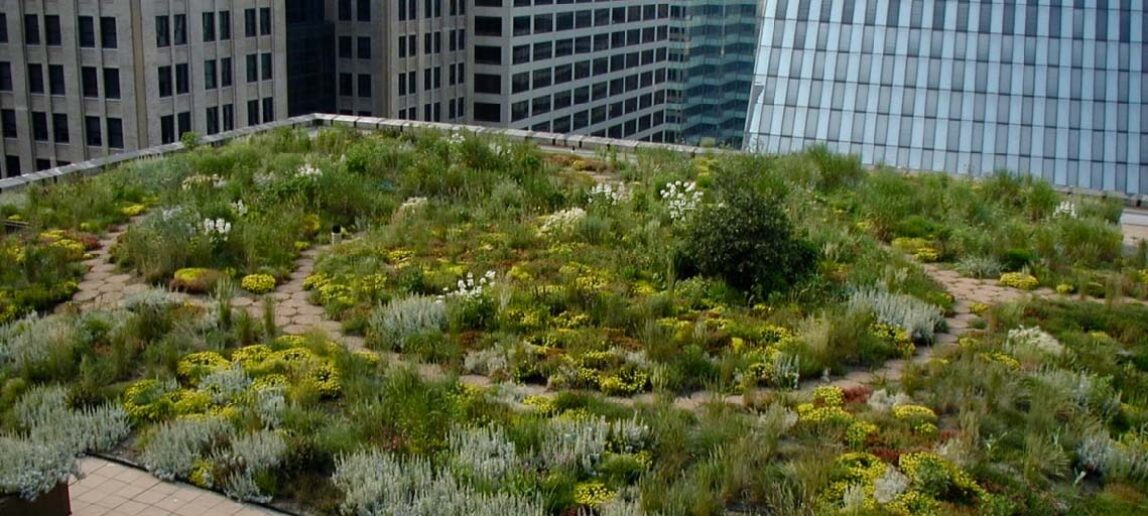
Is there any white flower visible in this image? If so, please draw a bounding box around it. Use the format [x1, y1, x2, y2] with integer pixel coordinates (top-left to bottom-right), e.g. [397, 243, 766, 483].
[398, 197, 428, 213]
[440, 271, 497, 300]
[231, 200, 248, 217]
[538, 208, 586, 236]
[181, 174, 227, 191]
[1053, 200, 1078, 219]
[588, 183, 629, 205]
[296, 164, 323, 179]
[659, 181, 702, 221]
[201, 217, 232, 242]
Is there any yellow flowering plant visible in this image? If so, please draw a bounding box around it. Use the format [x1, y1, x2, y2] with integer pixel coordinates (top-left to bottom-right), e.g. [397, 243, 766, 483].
[999, 272, 1039, 290]
[240, 273, 277, 294]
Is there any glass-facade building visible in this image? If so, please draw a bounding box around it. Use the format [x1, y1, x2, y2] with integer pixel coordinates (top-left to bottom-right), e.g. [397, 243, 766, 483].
[673, 0, 762, 147]
[745, 0, 1148, 195]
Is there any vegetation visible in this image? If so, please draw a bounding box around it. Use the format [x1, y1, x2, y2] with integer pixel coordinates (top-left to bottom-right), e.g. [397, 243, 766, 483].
[1, 127, 1144, 514]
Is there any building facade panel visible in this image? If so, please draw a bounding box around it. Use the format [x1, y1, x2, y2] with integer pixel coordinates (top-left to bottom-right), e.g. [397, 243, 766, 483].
[745, 0, 1148, 195]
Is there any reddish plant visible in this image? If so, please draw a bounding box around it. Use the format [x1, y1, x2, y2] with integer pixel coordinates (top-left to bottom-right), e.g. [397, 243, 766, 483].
[842, 385, 873, 404]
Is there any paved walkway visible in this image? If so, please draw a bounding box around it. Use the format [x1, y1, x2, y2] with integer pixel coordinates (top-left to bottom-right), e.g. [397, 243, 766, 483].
[69, 458, 280, 516]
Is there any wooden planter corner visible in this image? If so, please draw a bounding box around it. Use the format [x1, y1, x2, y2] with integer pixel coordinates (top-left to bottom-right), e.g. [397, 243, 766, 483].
[0, 482, 71, 516]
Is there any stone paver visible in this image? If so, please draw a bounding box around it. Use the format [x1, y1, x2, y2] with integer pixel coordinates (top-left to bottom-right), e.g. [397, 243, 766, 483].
[69, 457, 281, 516]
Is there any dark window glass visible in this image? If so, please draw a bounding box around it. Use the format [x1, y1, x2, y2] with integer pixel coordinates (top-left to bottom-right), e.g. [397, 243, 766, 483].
[339, 36, 352, 58]
[158, 65, 172, 97]
[474, 102, 501, 122]
[1, 109, 16, 138]
[340, 73, 353, 96]
[106, 118, 123, 148]
[358, 74, 372, 97]
[104, 68, 120, 99]
[79, 17, 96, 47]
[358, 37, 371, 59]
[28, 64, 44, 93]
[85, 116, 102, 145]
[176, 63, 189, 94]
[203, 12, 216, 41]
[174, 14, 187, 45]
[100, 17, 118, 48]
[156, 15, 170, 47]
[52, 114, 69, 143]
[222, 104, 234, 131]
[161, 115, 175, 143]
[262, 98, 274, 122]
[476, 17, 502, 36]
[205, 60, 217, 89]
[245, 99, 259, 125]
[260, 8, 272, 35]
[261, 53, 272, 80]
[340, 0, 352, 21]
[246, 54, 258, 82]
[4, 156, 20, 177]
[82, 67, 99, 97]
[178, 112, 191, 137]
[32, 112, 49, 141]
[219, 11, 231, 40]
[25, 15, 40, 45]
[220, 58, 232, 86]
[0, 63, 9, 91]
[48, 65, 65, 95]
[0, 14, 7, 43]
[245, 9, 257, 37]
[358, 0, 371, 21]
[206, 107, 219, 135]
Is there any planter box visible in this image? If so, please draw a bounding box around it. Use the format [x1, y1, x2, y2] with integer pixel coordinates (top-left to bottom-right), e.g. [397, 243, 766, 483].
[0, 483, 71, 516]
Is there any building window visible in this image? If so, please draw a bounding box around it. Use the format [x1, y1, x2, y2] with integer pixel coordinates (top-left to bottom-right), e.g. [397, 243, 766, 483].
[245, 9, 257, 37]
[158, 66, 173, 97]
[82, 67, 99, 97]
[358, 37, 371, 59]
[0, 62, 9, 91]
[1, 110, 16, 138]
[339, 37, 352, 58]
[222, 104, 235, 131]
[260, 53, 272, 80]
[36, 160, 52, 172]
[221, 58, 232, 86]
[161, 115, 175, 144]
[156, 16, 170, 47]
[205, 60, 218, 89]
[260, 8, 272, 35]
[246, 54, 258, 82]
[219, 11, 231, 40]
[397, 74, 407, 96]
[247, 100, 260, 125]
[0, 14, 6, 43]
[474, 103, 500, 122]
[340, 0, 353, 21]
[340, 73, 353, 96]
[100, 17, 117, 48]
[48, 65, 65, 95]
[203, 12, 216, 42]
[206, 107, 219, 135]
[79, 17, 96, 47]
[4, 156, 20, 177]
[106, 118, 124, 148]
[104, 68, 121, 99]
[177, 112, 190, 138]
[174, 14, 187, 45]
[358, 74, 372, 97]
[28, 64, 44, 93]
[176, 63, 189, 94]
[24, 15, 40, 45]
[262, 98, 274, 122]
[357, 0, 371, 21]
[32, 112, 49, 141]
[398, 36, 407, 58]
[85, 116, 102, 146]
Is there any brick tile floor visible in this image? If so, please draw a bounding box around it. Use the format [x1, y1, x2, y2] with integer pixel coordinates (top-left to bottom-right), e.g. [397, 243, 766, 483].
[69, 458, 281, 516]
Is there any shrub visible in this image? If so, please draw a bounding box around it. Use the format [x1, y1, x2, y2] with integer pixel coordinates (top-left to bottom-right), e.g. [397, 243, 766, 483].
[171, 268, 222, 293]
[240, 274, 277, 294]
[848, 288, 944, 342]
[680, 190, 817, 298]
[999, 272, 1039, 290]
[140, 416, 233, 481]
[368, 295, 447, 351]
[448, 425, 519, 485]
[955, 255, 1002, 279]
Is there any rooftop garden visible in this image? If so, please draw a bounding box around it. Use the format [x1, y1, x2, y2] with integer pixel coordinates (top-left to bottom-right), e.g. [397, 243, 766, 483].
[2, 127, 1147, 514]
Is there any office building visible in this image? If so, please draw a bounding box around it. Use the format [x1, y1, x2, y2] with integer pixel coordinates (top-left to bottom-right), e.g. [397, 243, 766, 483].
[0, 0, 288, 178]
[471, 0, 678, 141]
[745, 0, 1148, 195]
[671, 0, 761, 148]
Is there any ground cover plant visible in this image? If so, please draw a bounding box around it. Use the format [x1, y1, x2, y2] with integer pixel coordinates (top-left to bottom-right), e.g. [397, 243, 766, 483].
[1, 127, 1146, 514]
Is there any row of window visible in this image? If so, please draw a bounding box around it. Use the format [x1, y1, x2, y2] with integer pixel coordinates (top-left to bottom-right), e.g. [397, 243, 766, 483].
[392, 63, 467, 96]
[505, 52, 669, 96]
[16, 14, 117, 48]
[156, 8, 266, 48]
[394, 30, 467, 59]
[158, 98, 273, 144]
[500, 34, 669, 67]
[1, 110, 123, 149]
[390, 0, 465, 22]
[510, 88, 668, 122]
[156, 54, 268, 97]
[520, 110, 668, 141]
[388, 96, 467, 122]
[774, 0, 1143, 44]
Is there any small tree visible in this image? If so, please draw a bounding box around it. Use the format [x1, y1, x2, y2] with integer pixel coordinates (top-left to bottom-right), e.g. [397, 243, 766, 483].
[679, 190, 816, 299]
